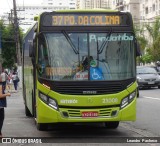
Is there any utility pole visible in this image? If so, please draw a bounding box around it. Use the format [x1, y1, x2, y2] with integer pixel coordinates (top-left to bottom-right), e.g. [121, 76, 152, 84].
[13, 0, 21, 65]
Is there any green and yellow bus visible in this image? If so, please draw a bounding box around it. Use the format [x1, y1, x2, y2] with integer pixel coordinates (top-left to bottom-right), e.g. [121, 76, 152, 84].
[23, 10, 140, 130]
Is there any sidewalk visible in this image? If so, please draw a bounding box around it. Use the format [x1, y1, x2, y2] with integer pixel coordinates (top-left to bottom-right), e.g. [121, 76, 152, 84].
[5, 83, 20, 93]
[2, 88, 26, 137]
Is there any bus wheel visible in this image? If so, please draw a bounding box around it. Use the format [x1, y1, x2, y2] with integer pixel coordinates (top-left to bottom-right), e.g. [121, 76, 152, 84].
[105, 121, 119, 129]
[25, 105, 32, 117]
[36, 123, 48, 131]
[158, 85, 160, 89]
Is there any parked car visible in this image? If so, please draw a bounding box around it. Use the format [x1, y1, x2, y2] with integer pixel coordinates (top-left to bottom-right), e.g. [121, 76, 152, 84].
[137, 66, 160, 89]
[150, 66, 160, 75]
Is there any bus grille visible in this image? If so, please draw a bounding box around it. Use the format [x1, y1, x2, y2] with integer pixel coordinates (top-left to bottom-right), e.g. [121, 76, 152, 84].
[53, 83, 122, 95]
[61, 108, 117, 118]
[39, 78, 135, 95]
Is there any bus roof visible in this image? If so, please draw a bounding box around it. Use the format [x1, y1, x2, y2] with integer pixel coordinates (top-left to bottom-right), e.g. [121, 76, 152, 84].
[55, 9, 119, 13]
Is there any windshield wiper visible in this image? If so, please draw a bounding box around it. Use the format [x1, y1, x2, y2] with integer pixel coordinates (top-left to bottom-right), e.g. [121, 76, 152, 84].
[62, 30, 79, 54]
[98, 28, 112, 54]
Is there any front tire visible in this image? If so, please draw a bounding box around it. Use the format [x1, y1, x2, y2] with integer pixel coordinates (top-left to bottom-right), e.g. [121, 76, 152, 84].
[158, 85, 160, 89]
[137, 88, 139, 98]
[105, 121, 119, 129]
[25, 105, 32, 117]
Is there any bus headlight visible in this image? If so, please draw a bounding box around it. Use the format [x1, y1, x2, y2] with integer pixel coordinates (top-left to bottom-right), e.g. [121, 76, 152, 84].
[129, 91, 136, 102]
[120, 90, 136, 109]
[49, 98, 58, 110]
[120, 97, 129, 109]
[39, 92, 58, 110]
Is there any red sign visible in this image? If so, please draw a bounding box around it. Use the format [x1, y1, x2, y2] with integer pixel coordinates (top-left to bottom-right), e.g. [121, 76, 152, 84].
[82, 111, 98, 118]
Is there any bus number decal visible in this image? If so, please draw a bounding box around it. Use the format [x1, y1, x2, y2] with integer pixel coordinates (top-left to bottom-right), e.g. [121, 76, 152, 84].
[102, 98, 118, 104]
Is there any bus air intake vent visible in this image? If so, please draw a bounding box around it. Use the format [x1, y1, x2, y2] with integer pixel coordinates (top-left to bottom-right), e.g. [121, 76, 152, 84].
[39, 78, 135, 95]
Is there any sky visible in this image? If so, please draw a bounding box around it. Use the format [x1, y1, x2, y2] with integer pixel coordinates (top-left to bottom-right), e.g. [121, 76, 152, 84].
[0, 0, 43, 15]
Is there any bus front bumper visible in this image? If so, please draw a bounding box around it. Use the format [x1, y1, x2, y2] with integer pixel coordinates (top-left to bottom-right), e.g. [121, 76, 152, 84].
[36, 98, 136, 123]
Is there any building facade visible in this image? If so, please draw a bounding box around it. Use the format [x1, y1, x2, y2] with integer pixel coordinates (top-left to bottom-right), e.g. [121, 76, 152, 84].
[42, 0, 76, 9]
[140, 0, 160, 22]
[112, 0, 140, 23]
[17, 0, 77, 32]
[76, 0, 111, 9]
[2, 0, 160, 33]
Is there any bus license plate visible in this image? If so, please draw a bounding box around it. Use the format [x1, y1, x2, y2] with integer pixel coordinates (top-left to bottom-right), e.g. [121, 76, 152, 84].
[82, 111, 98, 118]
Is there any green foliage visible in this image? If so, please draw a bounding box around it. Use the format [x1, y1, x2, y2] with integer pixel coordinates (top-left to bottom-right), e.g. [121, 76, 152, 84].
[141, 54, 152, 63]
[136, 36, 147, 53]
[0, 19, 23, 68]
[135, 17, 160, 64]
[134, 24, 148, 65]
[145, 17, 160, 62]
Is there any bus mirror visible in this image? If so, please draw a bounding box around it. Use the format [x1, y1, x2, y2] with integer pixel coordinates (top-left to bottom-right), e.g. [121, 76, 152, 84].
[135, 41, 141, 57]
[36, 63, 43, 75]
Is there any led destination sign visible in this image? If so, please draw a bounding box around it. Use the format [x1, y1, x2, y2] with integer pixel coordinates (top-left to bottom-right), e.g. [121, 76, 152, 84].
[42, 13, 130, 26]
[53, 15, 120, 26]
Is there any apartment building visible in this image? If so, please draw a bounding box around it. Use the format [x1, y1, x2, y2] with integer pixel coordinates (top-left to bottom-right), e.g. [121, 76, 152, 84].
[77, 0, 111, 9]
[17, 0, 76, 32]
[112, 0, 140, 23]
[42, 0, 76, 9]
[140, 0, 160, 22]
[76, 0, 140, 23]
[17, 5, 68, 32]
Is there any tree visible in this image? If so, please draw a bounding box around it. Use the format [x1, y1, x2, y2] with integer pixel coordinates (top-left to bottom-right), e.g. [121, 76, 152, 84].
[134, 24, 148, 64]
[2, 23, 16, 68]
[0, 19, 23, 69]
[145, 17, 160, 62]
[140, 54, 152, 64]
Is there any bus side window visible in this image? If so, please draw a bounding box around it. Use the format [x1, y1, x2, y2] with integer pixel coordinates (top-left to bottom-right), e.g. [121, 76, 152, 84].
[29, 42, 33, 57]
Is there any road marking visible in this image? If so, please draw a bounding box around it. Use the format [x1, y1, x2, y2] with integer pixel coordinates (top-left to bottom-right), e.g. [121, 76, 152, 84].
[143, 96, 160, 101]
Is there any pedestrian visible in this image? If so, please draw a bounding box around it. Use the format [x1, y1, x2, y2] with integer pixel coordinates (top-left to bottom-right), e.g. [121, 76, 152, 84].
[0, 68, 8, 91]
[0, 76, 11, 138]
[11, 71, 19, 92]
[4, 70, 11, 91]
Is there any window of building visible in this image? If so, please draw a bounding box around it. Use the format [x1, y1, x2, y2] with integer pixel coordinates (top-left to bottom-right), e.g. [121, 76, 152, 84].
[153, 4, 156, 11]
[145, 7, 148, 14]
[70, 3, 75, 5]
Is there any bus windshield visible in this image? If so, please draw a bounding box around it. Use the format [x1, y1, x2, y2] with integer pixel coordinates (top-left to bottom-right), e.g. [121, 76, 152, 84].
[37, 32, 136, 81]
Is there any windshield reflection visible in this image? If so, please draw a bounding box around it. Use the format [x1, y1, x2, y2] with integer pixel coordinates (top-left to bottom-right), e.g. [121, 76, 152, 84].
[37, 32, 136, 81]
